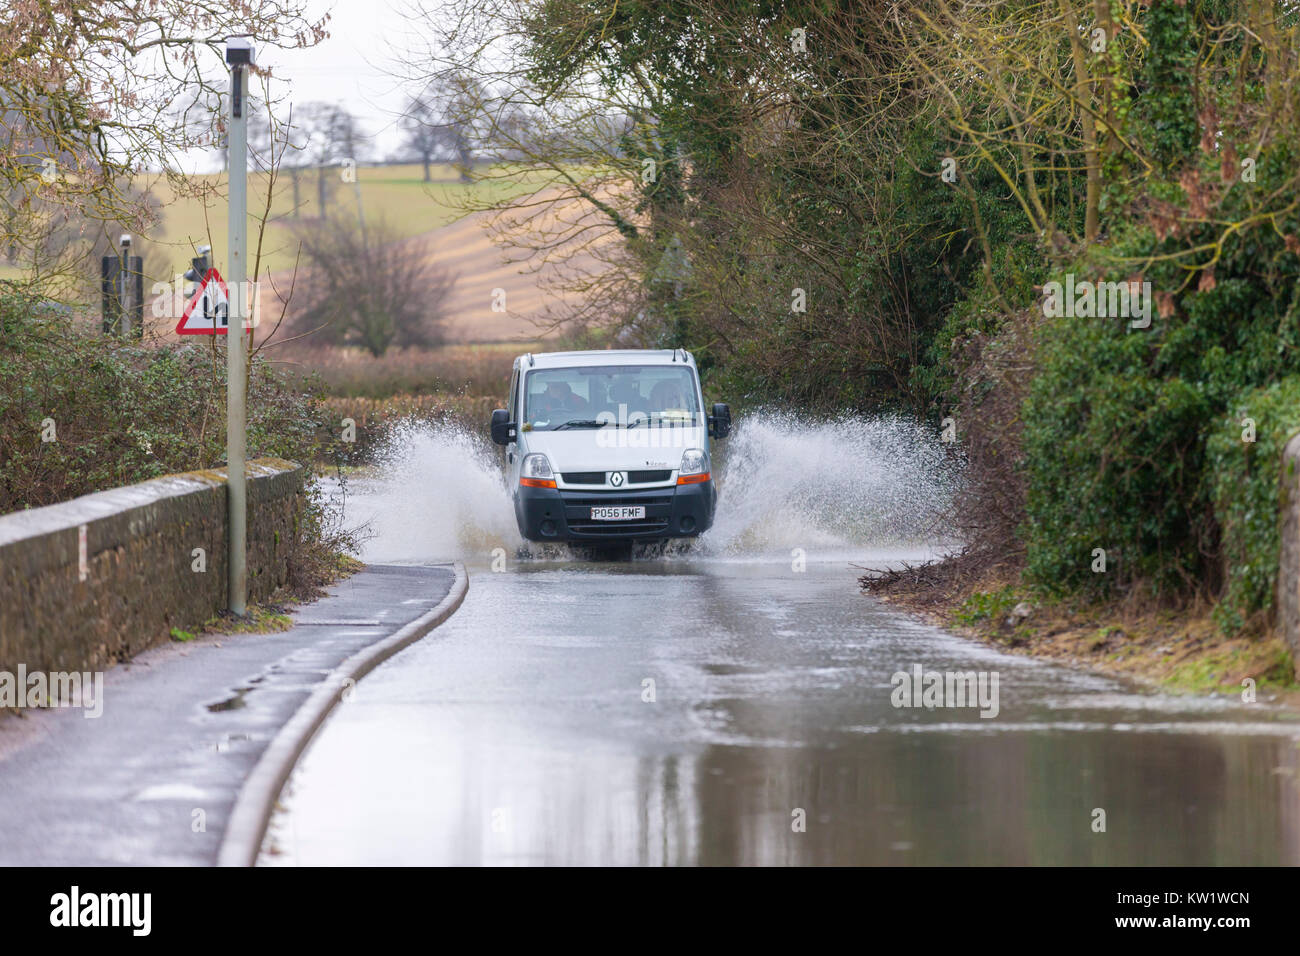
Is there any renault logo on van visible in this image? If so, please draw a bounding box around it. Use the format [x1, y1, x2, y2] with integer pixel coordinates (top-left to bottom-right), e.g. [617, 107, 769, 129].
[609, 471, 625, 487]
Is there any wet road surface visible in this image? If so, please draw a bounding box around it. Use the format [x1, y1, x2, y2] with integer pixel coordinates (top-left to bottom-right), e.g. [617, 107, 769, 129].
[264, 556, 1300, 865]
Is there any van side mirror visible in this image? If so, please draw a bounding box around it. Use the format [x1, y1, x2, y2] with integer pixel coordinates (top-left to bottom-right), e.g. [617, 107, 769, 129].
[708, 403, 732, 439]
[490, 408, 515, 445]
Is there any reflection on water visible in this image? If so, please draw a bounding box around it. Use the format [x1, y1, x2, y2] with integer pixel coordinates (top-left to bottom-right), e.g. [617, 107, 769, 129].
[265, 559, 1300, 866]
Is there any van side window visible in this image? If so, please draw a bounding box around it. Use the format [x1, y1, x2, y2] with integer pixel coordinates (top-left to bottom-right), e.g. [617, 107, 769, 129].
[508, 369, 520, 421]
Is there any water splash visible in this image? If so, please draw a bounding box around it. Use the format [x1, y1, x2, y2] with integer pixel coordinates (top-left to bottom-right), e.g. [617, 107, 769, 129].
[342, 411, 959, 564]
[700, 410, 961, 558]
[345, 418, 523, 564]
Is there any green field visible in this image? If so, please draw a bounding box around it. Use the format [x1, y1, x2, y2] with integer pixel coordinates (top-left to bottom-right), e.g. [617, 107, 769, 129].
[0, 162, 551, 288]
[138, 162, 549, 280]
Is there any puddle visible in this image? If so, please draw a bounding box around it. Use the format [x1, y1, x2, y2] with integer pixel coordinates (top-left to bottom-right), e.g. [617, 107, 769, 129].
[207, 687, 253, 712]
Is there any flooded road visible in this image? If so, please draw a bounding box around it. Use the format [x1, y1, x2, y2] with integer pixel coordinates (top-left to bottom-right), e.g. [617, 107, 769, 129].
[266, 419, 1300, 865]
[266, 554, 1300, 865]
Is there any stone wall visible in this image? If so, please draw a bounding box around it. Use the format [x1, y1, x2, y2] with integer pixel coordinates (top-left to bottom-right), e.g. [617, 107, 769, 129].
[0, 459, 303, 676]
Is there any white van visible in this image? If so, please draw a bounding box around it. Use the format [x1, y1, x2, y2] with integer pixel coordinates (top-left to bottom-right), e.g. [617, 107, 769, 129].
[489, 349, 731, 544]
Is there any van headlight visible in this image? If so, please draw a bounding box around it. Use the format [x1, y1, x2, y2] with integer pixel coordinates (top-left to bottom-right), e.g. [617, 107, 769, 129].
[677, 448, 710, 485]
[520, 453, 556, 488]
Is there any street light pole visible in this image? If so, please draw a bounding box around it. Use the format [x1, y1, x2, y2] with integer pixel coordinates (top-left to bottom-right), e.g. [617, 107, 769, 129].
[226, 37, 254, 616]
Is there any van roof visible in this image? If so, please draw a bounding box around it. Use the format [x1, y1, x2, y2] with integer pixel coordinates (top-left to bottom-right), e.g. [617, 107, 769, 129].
[516, 349, 695, 370]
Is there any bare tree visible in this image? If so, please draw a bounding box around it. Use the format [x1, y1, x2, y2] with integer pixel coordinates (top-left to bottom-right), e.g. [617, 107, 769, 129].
[389, 4, 666, 339]
[399, 91, 445, 182]
[0, 1, 326, 297]
[267, 106, 314, 220]
[289, 214, 456, 356]
[289, 102, 366, 218]
[398, 74, 488, 183]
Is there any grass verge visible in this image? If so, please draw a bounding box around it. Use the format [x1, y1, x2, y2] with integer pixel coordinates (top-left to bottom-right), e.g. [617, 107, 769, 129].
[181, 555, 365, 639]
[862, 559, 1300, 709]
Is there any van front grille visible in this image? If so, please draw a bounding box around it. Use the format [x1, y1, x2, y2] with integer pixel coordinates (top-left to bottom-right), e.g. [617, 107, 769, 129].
[566, 518, 672, 536]
[561, 470, 673, 485]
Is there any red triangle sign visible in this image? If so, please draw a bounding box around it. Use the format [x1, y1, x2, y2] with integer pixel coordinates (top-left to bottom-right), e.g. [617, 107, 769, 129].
[176, 268, 234, 335]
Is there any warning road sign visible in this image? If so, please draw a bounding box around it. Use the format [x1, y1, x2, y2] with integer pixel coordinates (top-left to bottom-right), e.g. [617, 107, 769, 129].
[176, 268, 250, 335]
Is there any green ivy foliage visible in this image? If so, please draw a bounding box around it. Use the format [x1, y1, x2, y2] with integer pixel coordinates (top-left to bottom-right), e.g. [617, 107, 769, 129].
[1020, 3, 1300, 607]
[1205, 377, 1300, 631]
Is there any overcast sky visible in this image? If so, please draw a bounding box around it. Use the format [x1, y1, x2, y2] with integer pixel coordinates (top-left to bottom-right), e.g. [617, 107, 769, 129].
[187, 0, 426, 171]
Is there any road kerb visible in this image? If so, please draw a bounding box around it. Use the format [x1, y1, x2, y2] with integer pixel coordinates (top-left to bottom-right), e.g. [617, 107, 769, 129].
[216, 561, 469, 867]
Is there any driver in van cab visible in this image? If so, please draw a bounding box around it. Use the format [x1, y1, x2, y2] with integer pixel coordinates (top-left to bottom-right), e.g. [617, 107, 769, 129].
[650, 380, 687, 412]
[534, 380, 589, 416]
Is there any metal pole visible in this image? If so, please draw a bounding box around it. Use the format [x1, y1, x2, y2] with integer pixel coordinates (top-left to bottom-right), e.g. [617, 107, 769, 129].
[226, 39, 253, 616]
[118, 234, 131, 337]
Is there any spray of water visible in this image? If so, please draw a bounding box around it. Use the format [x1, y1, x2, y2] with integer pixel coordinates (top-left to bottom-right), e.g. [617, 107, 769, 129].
[700, 410, 960, 558]
[346, 418, 522, 564]
[343, 411, 959, 564]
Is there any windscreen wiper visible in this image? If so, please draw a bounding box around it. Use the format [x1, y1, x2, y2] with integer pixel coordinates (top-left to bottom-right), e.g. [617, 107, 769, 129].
[552, 419, 606, 430]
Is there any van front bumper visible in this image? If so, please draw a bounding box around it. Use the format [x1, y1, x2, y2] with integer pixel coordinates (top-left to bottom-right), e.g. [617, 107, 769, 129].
[514, 481, 716, 542]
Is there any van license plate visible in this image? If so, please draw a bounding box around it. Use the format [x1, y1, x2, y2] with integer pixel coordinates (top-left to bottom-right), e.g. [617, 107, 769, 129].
[591, 506, 645, 520]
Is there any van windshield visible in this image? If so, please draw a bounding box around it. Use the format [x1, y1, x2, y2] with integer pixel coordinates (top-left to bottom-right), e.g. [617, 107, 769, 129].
[523, 365, 702, 431]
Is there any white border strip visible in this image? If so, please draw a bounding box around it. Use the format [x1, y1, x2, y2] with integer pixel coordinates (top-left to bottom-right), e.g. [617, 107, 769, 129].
[216, 562, 469, 866]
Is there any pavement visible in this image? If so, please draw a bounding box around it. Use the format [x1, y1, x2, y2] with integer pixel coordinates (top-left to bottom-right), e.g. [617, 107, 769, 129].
[0, 564, 458, 866]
